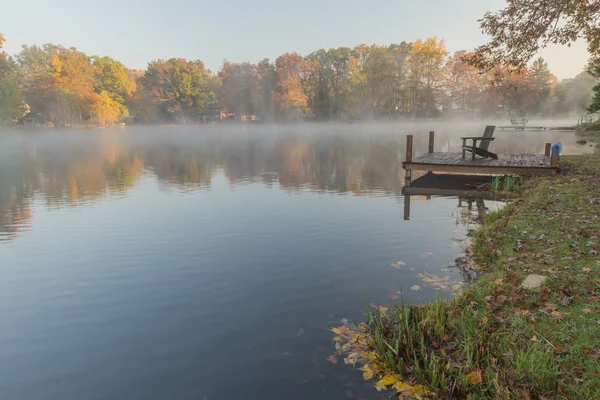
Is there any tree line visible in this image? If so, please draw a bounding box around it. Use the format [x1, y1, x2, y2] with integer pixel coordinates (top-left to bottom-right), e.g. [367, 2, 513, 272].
[0, 33, 596, 126]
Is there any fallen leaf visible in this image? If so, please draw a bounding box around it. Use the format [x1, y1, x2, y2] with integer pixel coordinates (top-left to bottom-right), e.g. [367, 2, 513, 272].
[531, 335, 538, 343]
[495, 278, 504, 285]
[331, 327, 343, 335]
[376, 374, 398, 389]
[551, 310, 564, 322]
[358, 364, 374, 380]
[482, 316, 488, 325]
[581, 348, 600, 359]
[520, 388, 532, 400]
[389, 294, 399, 300]
[410, 285, 421, 291]
[583, 308, 592, 314]
[467, 370, 482, 385]
[555, 344, 569, 356]
[391, 261, 407, 269]
[335, 342, 341, 351]
[327, 355, 338, 364]
[583, 268, 591, 273]
[370, 304, 388, 313]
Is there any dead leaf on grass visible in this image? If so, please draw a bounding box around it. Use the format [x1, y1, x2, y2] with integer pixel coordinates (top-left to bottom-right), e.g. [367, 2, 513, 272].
[467, 370, 482, 385]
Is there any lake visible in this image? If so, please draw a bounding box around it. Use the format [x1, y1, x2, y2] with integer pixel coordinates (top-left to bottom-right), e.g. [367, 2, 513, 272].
[0, 123, 595, 400]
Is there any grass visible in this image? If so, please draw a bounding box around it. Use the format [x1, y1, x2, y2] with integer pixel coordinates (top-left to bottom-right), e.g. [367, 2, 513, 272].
[332, 155, 600, 399]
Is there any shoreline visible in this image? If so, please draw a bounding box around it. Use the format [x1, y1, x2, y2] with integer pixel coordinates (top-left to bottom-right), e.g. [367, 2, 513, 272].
[331, 155, 600, 399]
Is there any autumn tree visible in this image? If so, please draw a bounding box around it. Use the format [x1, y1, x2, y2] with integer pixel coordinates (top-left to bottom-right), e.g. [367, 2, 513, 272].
[408, 37, 448, 118]
[473, 0, 600, 68]
[272, 53, 308, 120]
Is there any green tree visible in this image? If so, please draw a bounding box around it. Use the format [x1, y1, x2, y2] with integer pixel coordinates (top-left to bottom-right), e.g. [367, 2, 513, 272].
[529, 57, 554, 114]
[218, 61, 256, 119]
[93, 56, 136, 103]
[586, 59, 600, 114]
[0, 34, 25, 123]
[141, 58, 215, 122]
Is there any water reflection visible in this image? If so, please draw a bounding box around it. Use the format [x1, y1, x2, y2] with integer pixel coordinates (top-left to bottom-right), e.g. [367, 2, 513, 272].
[0, 125, 595, 241]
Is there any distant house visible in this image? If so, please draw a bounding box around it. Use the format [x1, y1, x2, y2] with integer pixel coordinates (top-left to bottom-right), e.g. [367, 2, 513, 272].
[201, 104, 231, 122]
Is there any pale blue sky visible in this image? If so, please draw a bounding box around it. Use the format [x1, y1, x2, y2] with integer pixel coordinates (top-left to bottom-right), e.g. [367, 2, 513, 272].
[0, 0, 589, 79]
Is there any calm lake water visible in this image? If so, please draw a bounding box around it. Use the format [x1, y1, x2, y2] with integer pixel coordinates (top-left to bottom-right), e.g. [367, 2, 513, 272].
[0, 123, 596, 400]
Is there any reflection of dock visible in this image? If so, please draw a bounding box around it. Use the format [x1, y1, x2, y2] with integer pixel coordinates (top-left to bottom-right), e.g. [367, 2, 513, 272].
[401, 173, 511, 220]
[401, 173, 513, 198]
[402, 132, 558, 179]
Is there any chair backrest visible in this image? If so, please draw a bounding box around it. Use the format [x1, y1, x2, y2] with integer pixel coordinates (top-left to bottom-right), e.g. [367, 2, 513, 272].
[479, 125, 496, 151]
[520, 118, 528, 125]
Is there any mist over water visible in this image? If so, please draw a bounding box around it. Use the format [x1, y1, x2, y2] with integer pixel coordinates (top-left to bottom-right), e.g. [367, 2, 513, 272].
[0, 123, 595, 400]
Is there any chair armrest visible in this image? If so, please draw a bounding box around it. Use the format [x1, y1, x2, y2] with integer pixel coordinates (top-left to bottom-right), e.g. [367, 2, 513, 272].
[460, 136, 495, 140]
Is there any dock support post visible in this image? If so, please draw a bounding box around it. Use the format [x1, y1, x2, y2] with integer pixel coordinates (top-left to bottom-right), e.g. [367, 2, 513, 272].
[428, 131, 434, 153]
[550, 151, 558, 168]
[544, 143, 551, 156]
[404, 135, 413, 185]
[403, 194, 411, 220]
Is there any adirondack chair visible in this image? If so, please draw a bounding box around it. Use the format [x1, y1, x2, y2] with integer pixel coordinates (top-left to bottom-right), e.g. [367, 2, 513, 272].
[461, 125, 497, 160]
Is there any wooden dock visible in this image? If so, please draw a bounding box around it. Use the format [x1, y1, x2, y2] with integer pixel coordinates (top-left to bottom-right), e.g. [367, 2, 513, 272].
[403, 132, 558, 181]
[498, 126, 547, 131]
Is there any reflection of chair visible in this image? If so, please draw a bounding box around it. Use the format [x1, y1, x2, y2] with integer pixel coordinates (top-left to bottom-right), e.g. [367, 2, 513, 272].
[461, 125, 497, 160]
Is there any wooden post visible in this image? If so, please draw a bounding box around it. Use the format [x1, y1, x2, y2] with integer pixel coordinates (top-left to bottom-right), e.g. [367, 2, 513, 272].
[403, 194, 411, 221]
[405, 135, 413, 185]
[550, 152, 558, 167]
[428, 131, 435, 153]
[544, 143, 551, 156]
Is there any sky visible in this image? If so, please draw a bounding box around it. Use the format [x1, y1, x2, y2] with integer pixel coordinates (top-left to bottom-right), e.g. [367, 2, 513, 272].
[0, 0, 590, 80]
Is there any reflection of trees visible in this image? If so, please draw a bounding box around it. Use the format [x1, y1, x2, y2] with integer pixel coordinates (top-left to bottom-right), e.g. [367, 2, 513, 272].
[0, 131, 411, 240]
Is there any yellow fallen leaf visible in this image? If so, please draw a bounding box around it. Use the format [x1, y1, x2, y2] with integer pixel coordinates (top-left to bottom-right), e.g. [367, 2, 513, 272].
[583, 268, 591, 273]
[331, 327, 343, 335]
[467, 370, 482, 385]
[358, 364, 374, 380]
[495, 278, 504, 285]
[377, 374, 398, 388]
[482, 316, 488, 325]
[583, 308, 592, 314]
[410, 285, 421, 291]
[393, 381, 411, 392]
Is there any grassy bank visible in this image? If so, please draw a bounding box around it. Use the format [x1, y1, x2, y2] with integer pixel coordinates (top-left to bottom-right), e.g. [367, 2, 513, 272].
[577, 121, 600, 138]
[331, 156, 600, 399]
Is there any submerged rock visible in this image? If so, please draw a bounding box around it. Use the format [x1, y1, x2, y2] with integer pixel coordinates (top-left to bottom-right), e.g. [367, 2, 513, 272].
[576, 139, 587, 145]
[520, 274, 547, 289]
